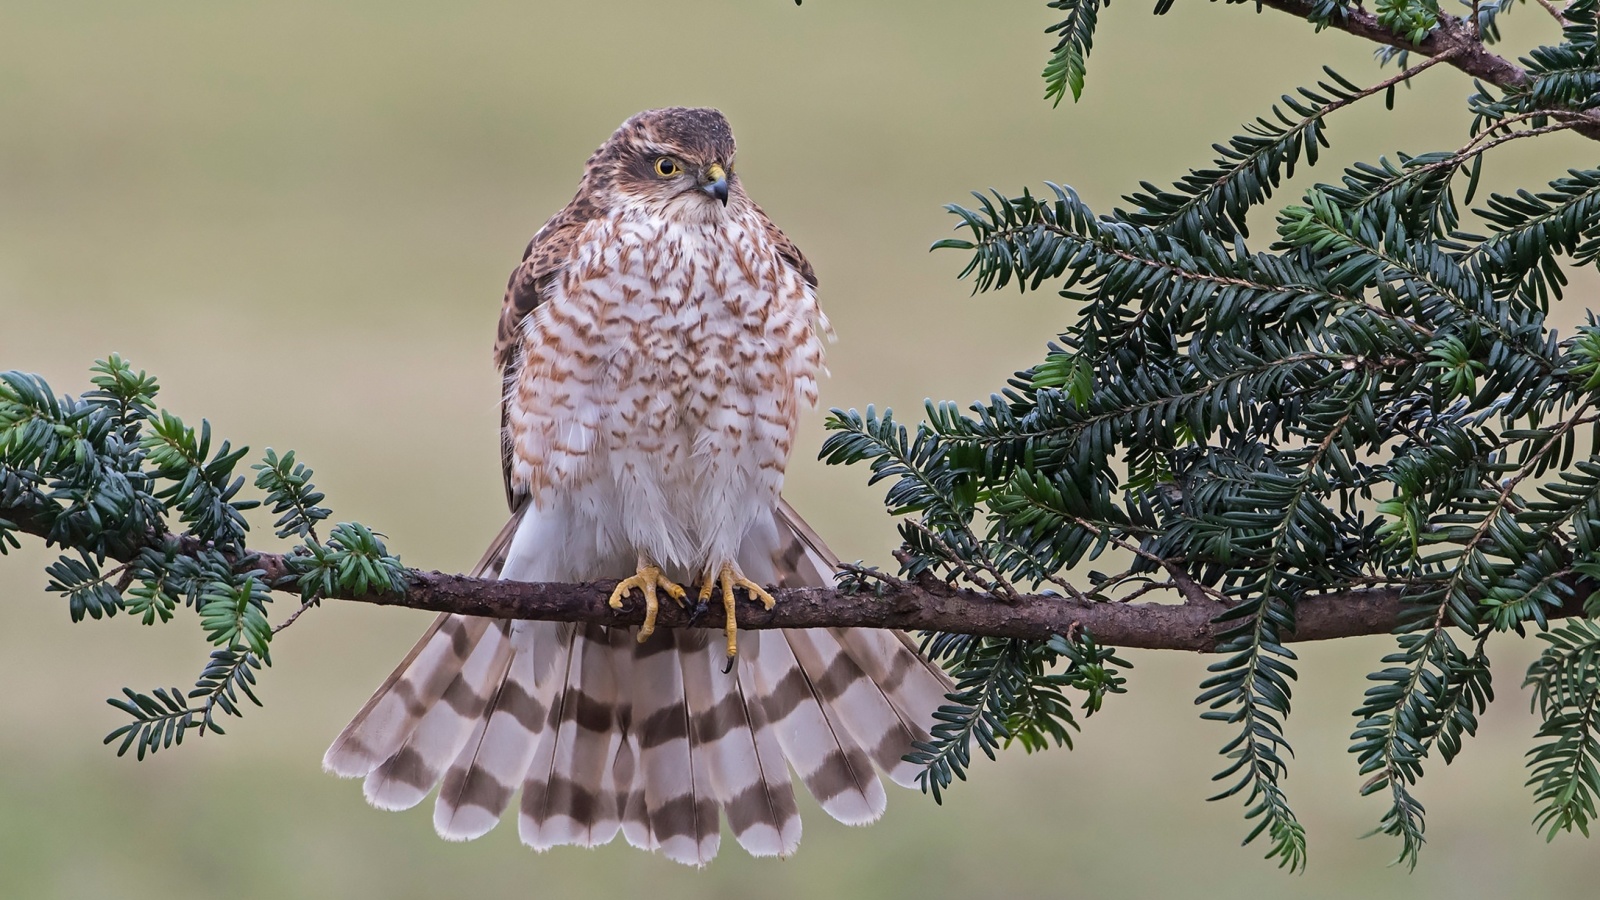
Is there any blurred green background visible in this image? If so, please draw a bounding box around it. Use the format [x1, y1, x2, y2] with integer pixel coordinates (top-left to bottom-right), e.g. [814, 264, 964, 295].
[3, 1, 1598, 897]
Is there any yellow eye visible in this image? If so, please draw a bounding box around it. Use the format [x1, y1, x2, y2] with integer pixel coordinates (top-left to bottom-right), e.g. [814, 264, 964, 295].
[653, 157, 679, 177]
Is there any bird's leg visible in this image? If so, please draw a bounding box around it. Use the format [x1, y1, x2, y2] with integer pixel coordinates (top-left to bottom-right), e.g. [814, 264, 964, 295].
[608, 557, 688, 643]
[697, 561, 776, 660]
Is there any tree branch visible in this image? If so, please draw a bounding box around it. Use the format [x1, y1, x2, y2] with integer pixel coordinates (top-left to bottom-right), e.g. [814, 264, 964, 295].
[1264, 0, 1523, 84]
[1255, 0, 1600, 140]
[7, 501, 1587, 651]
[369, 567, 1429, 651]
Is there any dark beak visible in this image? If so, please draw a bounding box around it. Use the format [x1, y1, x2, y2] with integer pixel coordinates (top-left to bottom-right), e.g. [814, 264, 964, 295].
[702, 164, 730, 206]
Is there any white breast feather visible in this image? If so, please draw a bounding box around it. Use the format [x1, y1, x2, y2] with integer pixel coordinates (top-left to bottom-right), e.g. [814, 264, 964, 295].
[505, 205, 824, 583]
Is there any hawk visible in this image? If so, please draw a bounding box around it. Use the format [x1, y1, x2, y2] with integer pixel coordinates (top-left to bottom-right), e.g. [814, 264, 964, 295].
[323, 108, 952, 865]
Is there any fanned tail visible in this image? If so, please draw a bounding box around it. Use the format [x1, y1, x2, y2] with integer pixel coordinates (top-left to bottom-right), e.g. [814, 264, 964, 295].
[325, 500, 953, 865]
[323, 509, 522, 783]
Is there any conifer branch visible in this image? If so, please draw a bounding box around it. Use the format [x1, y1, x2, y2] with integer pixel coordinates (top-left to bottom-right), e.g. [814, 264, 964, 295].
[1252, 0, 1600, 139]
[2, 498, 1586, 650]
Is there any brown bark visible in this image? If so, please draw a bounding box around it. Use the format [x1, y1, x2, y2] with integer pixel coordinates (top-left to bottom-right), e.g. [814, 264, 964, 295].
[362, 566, 1422, 651]
[1255, 0, 1600, 140]
[7, 502, 1585, 651]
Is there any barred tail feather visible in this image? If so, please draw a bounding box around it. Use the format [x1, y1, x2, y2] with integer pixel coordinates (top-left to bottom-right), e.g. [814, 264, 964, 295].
[755, 501, 953, 791]
[519, 623, 627, 850]
[434, 621, 568, 840]
[633, 630, 721, 865]
[363, 621, 514, 811]
[619, 725, 653, 851]
[583, 627, 636, 847]
[828, 628, 951, 788]
[324, 510, 521, 779]
[326, 500, 953, 865]
[682, 627, 803, 856]
[752, 625, 886, 825]
[323, 615, 493, 778]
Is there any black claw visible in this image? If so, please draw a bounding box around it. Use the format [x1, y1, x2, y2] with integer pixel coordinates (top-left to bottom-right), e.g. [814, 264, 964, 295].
[687, 598, 712, 624]
[721, 655, 736, 675]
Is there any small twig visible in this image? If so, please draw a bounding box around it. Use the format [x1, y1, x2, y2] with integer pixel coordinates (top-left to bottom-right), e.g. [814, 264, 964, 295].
[110, 562, 136, 595]
[1369, 45, 1465, 93]
[1460, 120, 1585, 160]
[1426, 399, 1597, 634]
[893, 549, 946, 592]
[1535, 0, 1572, 25]
[1082, 564, 1142, 602]
[969, 550, 1024, 603]
[271, 599, 318, 635]
[905, 520, 990, 589]
[836, 562, 910, 593]
[905, 519, 1022, 601]
[1165, 561, 1230, 609]
[1044, 572, 1091, 602]
[991, 536, 1094, 602]
[1062, 513, 1231, 608]
[1117, 579, 1177, 604]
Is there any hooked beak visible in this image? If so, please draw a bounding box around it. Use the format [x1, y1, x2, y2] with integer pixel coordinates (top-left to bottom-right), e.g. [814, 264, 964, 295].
[702, 163, 729, 206]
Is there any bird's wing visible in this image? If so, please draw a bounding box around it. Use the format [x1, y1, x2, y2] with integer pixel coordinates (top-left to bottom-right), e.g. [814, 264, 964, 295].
[749, 200, 818, 289]
[493, 196, 600, 511]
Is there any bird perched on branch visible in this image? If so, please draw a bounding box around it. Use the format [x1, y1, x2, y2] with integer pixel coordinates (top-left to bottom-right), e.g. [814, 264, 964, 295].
[324, 107, 952, 865]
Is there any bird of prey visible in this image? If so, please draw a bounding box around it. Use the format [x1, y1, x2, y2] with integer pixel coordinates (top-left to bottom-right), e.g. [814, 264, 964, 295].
[323, 107, 952, 865]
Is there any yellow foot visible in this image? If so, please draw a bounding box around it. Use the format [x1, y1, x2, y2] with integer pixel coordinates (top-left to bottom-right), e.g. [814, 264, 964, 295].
[608, 564, 687, 643]
[697, 562, 776, 659]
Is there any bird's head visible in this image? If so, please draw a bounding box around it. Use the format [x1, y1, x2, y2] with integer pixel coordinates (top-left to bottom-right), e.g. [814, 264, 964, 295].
[590, 107, 740, 220]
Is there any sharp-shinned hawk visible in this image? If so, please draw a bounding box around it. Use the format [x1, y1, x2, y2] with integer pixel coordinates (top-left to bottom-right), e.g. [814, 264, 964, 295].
[324, 107, 951, 865]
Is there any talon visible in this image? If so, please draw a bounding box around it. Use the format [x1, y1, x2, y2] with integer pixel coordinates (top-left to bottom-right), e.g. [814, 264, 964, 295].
[608, 564, 687, 642]
[699, 562, 776, 660]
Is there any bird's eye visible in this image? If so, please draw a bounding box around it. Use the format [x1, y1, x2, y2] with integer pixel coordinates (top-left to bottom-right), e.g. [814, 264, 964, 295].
[653, 157, 679, 177]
